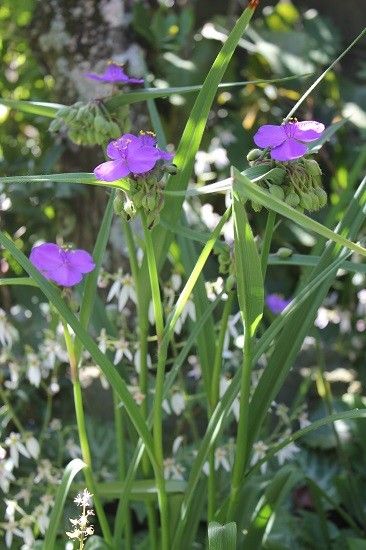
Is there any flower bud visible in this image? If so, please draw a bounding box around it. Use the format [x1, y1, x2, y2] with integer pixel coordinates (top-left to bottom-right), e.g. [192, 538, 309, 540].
[314, 186, 327, 207]
[276, 247, 293, 258]
[299, 193, 313, 211]
[247, 148, 263, 162]
[285, 191, 300, 207]
[165, 163, 178, 175]
[268, 184, 285, 201]
[225, 274, 236, 292]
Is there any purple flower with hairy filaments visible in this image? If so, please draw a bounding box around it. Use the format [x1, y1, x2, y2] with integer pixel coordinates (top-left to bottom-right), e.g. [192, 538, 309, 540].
[84, 63, 144, 85]
[30, 243, 95, 287]
[254, 120, 325, 161]
[266, 294, 291, 315]
[94, 133, 174, 182]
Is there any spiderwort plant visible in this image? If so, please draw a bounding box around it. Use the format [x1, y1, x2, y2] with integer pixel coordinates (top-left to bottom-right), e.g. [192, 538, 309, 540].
[2, 5, 366, 550]
[84, 62, 144, 85]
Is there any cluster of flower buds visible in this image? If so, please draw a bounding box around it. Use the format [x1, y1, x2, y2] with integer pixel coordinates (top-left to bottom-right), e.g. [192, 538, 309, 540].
[114, 162, 177, 229]
[247, 149, 327, 213]
[214, 243, 236, 291]
[49, 101, 128, 146]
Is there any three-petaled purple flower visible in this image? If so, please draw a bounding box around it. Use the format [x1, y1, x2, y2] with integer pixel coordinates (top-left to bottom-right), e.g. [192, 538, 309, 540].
[266, 294, 291, 315]
[254, 120, 325, 161]
[84, 63, 144, 85]
[30, 243, 95, 287]
[94, 133, 174, 182]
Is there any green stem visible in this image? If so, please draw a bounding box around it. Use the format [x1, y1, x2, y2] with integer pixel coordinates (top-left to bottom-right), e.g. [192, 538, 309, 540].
[226, 324, 252, 520]
[113, 390, 133, 550]
[0, 386, 26, 436]
[62, 321, 112, 546]
[208, 291, 234, 521]
[121, 221, 158, 550]
[260, 211, 276, 279]
[141, 213, 170, 549]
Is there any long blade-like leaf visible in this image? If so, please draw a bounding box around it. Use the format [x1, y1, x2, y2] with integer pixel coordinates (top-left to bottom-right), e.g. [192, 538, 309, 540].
[42, 458, 86, 550]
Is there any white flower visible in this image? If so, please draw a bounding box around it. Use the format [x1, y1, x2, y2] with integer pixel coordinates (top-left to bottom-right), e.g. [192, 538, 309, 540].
[314, 306, 340, 329]
[133, 347, 152, 373]
[74, 489, 93, 508]
[174, 299, 196, 335]
[107, 270, 136, 311]
[5, 433, 30, 468]
[219, 377, 240, 422]
[34, 459, 58, 484]
[0, 459, 15, 493]
[170, 392, 185, 415]
[276, 441, 300, 465]
[97, 328, 109, 354]
[66, 439, 82, 459]
[40, 333, 67, 370]
[187, 355, 201, 380]
[2, 520, 23, 548]
[128, 385, 145, 406]
[163, 458, 185, 480]
[0, 309, 18, 348]
[205, 277, 227, 302]
[113, 338, 132, 365]
[26, 351, 42, 387]
[171, 273, 182, 291]
[4, 361, 20, 390]
[203, 447, 231, 476]
[250, 441, 268, 474]
[24, 434, 40, 460]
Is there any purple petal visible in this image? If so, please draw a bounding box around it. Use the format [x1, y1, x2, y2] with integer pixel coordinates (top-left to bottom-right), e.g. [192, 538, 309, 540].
[94, 160, 130, 181]
[138, 134, 157, 147]
[293, 121, 325, 142]
[30, 243, 64, 273]
[270, 138, 307, 161]
[253, 125, 286, 148]
[84, 64, 144, 84]
[266, 294, 291, 314]
[66, 249, 95, 274]
[47, 265, 83, 287]
[106, 140, 123, 160]
[157, 148, 174, 161]
[126, 145, 160, 174]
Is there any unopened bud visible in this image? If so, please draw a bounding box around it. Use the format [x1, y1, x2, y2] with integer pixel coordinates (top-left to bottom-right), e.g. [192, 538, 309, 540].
[246, 148, 262, 162]
[276, 247, 293, 258]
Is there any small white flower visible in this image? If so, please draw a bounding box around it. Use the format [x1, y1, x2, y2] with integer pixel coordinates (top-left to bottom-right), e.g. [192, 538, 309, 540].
[26, 351, 42, 388]
[113, 338, 133, 365]
[66, 439, 82, 459]
[163, 457, 185, 481]
[3, 520, 23, 548]
[97, 328, 109, 354]
[174, 299, 196, 335]
[276, 441, 300, 466]
[298, 411, 311, 429]
[170, 392, 185, 416]
[5, 432, 30, 468]
[4, 361, 20, 390]
[203, 446, 231, 475]
[133, 347, 152, 373]
[24, 434, 40, 460]
[250, 441, 268, 474]
[0, 459, 15, 493]
[107, 270, 136, 311]
[187, 355, 201, 380]
[171, 273, 182, 291]
[128, 385, 145, 406]
[74, 489, 93, 508]
[0, 309, 18, 348]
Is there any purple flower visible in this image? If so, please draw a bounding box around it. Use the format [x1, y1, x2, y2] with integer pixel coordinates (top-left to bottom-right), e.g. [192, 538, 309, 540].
[94, 133, 174, 182]
[253, 120, 325, 161]
[30, 243, 95, 287]
[266, 294, 291, 315]
[84, 63, 144, 85]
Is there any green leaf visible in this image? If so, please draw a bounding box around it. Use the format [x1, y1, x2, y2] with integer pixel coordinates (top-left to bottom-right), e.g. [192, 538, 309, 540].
[233, 167, 366, 258]
[75, 190, 116, 360]
[347, 539, 366, 550]
[244, 466, 301, 548]
[84, 536, 110, 550]
[208, 522, 237, 550]
[0, 173, 129, 191]
[233, 180, 264, 336]
[42, 458, 86, 550]
[0, 277, 38, 287]
[0, 98, 63, 118]
[104, 75, 307, 111]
